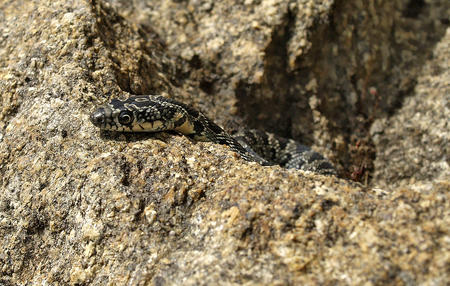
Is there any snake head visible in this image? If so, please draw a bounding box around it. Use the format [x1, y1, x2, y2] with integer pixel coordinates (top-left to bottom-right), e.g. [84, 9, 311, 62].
[90, 97, 138, 131]
[90, 96, 170, 132]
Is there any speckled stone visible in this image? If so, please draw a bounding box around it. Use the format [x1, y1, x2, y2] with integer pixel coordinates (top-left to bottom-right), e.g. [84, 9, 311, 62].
[371, 29, 450, 189]
[0, 0, 448, 285]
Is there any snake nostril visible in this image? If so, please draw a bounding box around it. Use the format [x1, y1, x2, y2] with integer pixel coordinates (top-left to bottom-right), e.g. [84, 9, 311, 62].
[90, 110, 105, 126]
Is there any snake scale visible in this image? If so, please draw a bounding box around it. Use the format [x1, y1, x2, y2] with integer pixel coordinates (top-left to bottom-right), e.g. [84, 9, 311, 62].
[90, 95, 336, 175]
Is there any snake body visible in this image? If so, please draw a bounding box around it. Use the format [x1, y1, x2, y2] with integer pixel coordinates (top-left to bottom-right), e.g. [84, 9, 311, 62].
[90, 95, 335, 175]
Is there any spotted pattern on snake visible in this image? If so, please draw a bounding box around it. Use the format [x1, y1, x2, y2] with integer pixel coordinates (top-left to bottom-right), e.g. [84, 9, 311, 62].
[90, 95, 336, 175]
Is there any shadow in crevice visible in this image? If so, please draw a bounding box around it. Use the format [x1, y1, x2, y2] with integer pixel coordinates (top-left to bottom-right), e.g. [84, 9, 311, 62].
[235, 8, 314, 144]
[235, 0, 448, 182]
[403, 0, 426, 18]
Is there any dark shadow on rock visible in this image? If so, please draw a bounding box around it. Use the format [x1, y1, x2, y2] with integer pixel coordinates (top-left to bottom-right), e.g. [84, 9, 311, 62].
[236, 0, 448, 182]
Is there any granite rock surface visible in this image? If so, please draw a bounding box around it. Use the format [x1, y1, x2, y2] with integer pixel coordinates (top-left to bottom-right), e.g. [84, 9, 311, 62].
[371, 29, 449, 189]
[0, 0, 448, 285]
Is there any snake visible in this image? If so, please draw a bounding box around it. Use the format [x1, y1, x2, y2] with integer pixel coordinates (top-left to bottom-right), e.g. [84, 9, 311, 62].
[90, 95, 336, 175]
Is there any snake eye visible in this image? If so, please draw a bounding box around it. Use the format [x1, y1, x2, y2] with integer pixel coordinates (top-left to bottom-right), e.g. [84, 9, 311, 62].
[118, 110, 134, 125]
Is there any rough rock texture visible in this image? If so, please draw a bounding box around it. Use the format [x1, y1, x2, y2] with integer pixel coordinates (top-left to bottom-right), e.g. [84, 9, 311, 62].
[0, 0, 449, 285]
[371, 29, 450, 189]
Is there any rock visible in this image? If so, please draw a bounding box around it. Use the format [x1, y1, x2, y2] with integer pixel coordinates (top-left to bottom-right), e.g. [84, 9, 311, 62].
[371, 29, 450, 189]
[0, 0, 448, 285]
